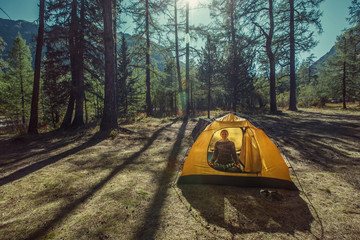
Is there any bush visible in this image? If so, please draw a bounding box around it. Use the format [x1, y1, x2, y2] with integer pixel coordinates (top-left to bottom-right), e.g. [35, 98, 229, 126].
[297, 85, 325, 107]
[277, 91, 289, 108]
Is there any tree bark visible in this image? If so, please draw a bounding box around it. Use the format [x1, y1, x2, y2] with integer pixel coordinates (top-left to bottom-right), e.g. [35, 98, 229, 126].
[100, 0, 118, 131]
[20, 70, 25, 125]
[342, 37, 347, 109]
[229, 0, 239, 113]
[289, 0, 297, 111]
[113, 0, 118, 115]
[185, 0, 190, 117]
[267, 0, 277, 113]
[61, 0, 78, 129]
[61, 93, 75, 129]
[145, 0, 152, 116]
[28, 0, 45, 134]
[207, 74, 211, 119]
[174, 0, 182, 101]
[72, 0, 85, 127]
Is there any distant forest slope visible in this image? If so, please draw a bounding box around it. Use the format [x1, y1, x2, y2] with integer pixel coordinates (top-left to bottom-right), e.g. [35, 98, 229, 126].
[0, 18, 170, 70]
[313, 46, 336, 67]
[0, 18, 38, 57]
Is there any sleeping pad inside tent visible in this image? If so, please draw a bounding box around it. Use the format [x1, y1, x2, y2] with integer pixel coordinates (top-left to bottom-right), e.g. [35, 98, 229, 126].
[177, 113, 298, 190]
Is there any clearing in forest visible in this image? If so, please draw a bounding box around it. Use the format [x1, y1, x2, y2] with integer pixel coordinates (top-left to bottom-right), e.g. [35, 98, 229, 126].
[0, 108, 359, 239]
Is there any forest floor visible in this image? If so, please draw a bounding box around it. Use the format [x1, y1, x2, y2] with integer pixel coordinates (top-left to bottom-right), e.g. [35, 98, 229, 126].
[0, 105, 360, 240]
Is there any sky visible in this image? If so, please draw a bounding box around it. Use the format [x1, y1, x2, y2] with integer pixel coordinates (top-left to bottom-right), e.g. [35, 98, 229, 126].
[0, 0, 354, 61]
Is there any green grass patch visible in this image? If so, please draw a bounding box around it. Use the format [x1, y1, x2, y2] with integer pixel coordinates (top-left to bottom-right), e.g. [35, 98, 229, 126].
[1, 113, 360, 239]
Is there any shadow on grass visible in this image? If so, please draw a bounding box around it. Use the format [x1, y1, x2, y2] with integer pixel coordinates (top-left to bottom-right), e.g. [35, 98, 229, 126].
[134, 118, 188, 240]
[0, 138, 75, 168]
[24, 120, 178, 240]
[179, 184, 317, 237]
[251, 112, 360, 189]
[0, 126, 96, 171]
[0, 131, 107, 187]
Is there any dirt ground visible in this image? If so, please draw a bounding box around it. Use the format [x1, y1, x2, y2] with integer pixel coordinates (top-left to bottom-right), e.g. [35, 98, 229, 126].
[0, 108, 359, 240]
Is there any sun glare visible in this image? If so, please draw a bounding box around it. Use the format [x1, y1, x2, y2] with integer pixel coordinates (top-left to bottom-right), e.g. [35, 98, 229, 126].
[187, 0, 200, 8]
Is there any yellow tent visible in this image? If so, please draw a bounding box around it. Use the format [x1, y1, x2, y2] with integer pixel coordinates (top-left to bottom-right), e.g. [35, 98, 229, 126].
[178, 113, 297, 190]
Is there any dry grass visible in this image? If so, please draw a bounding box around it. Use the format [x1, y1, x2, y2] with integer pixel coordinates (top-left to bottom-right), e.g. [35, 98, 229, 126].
[0, 109, 359, 240]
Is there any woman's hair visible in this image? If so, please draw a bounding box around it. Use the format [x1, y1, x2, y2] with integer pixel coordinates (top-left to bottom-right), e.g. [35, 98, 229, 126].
[220, 129, 228, 135]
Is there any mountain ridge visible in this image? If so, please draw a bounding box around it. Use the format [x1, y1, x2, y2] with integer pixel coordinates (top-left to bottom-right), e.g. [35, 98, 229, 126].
[1, 17, 335, 72]
[0, 18, 38, 57]
[0, 18, 170, 70]
[313, 46, 336, 67]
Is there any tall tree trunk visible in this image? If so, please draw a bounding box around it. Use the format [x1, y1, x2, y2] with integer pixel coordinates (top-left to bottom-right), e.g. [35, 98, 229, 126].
[72, 0, 85, 127]
[267, 0, 277, 113]
[28, 0, 45, 134]
[174, 93, 177, 113]
[229, 0, 238, 113]
[342, 60, 347, 109]
[205, 35, 213, 119]
[118, 36, 128, 116]
[174, 0, 183, 108]
[85, 96, 88, 124]
[170, 92, 174, 113]
[190, 78, 193, 114]
[113, 0, 118, 115]
[20, 71, 25, 125]
[342, 37, 347, 109]
[125, 88, 128, 114]
[207, 76, 211, 119]
[61, 0, 78, 129]
[61, 93, 75, 128]
[289, 0, 297, 111]
[185, 0, 190, 117]
[95, 83, 100, 117]
[268, 53, 277, 113]
[145, 0, 152, 116]
[100, 0, 118, 131]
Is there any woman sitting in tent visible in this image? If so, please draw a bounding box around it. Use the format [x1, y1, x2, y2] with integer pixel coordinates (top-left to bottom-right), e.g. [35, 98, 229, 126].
[209, 129, 243, 171]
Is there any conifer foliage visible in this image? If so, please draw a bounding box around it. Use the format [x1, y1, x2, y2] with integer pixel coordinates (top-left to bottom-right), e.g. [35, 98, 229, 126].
[5, 34, 33, 125]
[5, 0, 360, 133]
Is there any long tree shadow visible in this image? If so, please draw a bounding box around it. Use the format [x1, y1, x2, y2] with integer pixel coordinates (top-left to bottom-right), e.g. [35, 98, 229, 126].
[179, 184, 318, 238]
[0, 131, 108, 187]
[252, 113, 360, 188]
[24, 120, 178, 240]
[134, 118, 188, 240]
[0, 127, 96, 171]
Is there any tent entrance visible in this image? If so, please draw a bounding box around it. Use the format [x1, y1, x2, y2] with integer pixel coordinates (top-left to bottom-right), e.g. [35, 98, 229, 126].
[207, 127, 261, 174]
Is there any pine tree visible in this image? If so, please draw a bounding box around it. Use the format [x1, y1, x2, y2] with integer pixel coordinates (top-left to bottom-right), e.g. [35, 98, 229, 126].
[348, 0, 360, 25]
[46, 0, 104, 129]
[254, 0, 278, 113]
[287, 0, 323, 111]
[210, 0, 258, 112]
[127, 0, 166, 117]
[71, 0, 86, 128]
[198, 35, 218, 118]
[0, 37, 8, 114]
[0, 37, 6, 70]
[100, 0, 118, 131]
[160, 57, 177, 114]
[288, 0, 296, 111]
[117, 35, 132, 116]
[42, 44, 69, 127]
[6, 33, 33, 125]
[161, 0, 184, 115]
[174, 0, 182, 106]
[318, 28, 360, 107]
[29, 0, 45, 134]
